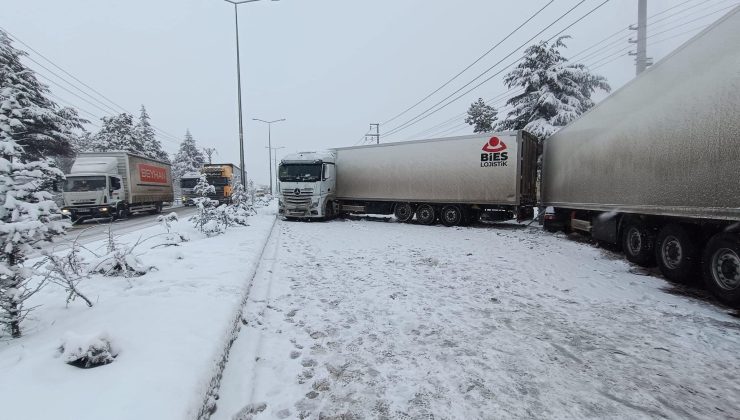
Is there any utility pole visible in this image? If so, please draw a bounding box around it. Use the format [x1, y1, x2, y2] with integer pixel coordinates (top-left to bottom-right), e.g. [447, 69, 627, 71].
[629, 0, 652, 76]
[366, 123, 380, 144]
[253, 118, 286, 195]
[203, 147, 217, 164]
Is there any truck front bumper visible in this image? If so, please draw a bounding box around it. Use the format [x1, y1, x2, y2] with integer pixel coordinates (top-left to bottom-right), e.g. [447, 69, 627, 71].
[62, 206, 114, 221]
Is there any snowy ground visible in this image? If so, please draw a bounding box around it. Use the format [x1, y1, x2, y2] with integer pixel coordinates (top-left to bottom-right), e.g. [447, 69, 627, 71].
[0, 205, 276, 420]
[215, 217, 740, 420]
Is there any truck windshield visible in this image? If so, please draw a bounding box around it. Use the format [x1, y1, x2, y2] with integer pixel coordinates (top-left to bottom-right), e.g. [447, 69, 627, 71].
[279, 164, 321, 182]
[64, 176, 107, 192]
[180, 178, 199, 189]
[207, 176, 229, 187]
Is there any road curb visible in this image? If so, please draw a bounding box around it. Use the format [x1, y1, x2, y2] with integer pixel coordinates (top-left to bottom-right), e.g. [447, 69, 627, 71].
[193, 216, 278, 420]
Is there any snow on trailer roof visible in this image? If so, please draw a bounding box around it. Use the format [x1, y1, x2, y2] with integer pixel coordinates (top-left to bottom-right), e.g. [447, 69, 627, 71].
[333, 131, 523, 151]
[281, 151, 336, 164]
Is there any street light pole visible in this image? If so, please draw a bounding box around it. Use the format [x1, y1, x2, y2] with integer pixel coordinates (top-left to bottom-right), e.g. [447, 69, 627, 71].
[253, 118, 286, 194]
[224, 0, 278, 187]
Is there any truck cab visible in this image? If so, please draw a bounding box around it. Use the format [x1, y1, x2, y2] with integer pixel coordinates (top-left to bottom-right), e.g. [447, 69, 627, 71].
[277, 151, 336, 219]
[179, 172, 201, 206]
[62, 157, 125, 221]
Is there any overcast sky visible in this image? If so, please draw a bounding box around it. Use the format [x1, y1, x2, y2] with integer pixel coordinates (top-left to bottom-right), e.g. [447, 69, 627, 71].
[2, 0, 734, 186]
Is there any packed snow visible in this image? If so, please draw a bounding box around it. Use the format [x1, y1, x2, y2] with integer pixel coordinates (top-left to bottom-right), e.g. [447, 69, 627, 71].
[214, 217, 740, 419]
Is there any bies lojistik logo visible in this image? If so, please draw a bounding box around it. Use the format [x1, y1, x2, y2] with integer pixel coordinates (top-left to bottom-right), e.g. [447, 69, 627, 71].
[480, 137, 508, 167]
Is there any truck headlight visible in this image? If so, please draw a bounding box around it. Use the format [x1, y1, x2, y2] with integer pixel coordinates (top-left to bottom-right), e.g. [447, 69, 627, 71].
[100, 207, 109, 212]
[61, 209, 71, 215]
[310, 200, 319, 208]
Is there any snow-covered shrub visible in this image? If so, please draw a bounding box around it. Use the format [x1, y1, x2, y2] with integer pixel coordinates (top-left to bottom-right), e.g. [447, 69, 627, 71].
[91, 227, 153, 277]
[156, 212, 188, 245]
[59, 332, 118, 368]
[42, 242, 93, 308]
[189, 175, 224, 236]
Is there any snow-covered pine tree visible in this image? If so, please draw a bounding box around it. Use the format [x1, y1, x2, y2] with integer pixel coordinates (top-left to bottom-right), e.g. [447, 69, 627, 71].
[172, 130, 205, 181]
[0, 29, 85, 161]
[465, 98, 498, 133]
[0, 134, 67, 337]
[92, 113, 144, 154]
[498, 36, 610, 140]
[135, 105, 169, 162]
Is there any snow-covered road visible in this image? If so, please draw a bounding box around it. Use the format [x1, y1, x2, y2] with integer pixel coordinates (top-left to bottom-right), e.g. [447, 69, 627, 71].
[215, 217, 740, 419]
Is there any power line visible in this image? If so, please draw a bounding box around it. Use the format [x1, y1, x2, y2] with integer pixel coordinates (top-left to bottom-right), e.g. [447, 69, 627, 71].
[384, 0, 611, 139]
[380, 0, 555, 126]
[398, 1, 729, 142]
[0, 25, 183, 146]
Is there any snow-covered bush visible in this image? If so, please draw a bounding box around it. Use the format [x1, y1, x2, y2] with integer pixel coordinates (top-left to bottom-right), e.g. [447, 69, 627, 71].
[42, 242, 93, 308]
[189, 175, 224, 236]
[91, 227, 153, 277]
[59, 331, 118, 368]
[156, 212, 188, 245]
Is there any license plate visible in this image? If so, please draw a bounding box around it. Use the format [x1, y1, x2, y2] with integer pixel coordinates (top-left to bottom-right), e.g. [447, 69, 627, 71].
[76, 209, 91, 213]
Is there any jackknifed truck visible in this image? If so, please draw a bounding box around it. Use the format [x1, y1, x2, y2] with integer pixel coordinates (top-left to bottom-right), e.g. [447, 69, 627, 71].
[542, 7, 740, 305]
[278, 131, 538, 226]
[62, 152, 174, 223]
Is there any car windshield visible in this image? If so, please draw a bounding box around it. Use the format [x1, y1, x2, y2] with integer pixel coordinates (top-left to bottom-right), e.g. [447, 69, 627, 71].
[279, 164, 321, 182]
[64, 176, 107, 192]
[180, 178, 199, 189]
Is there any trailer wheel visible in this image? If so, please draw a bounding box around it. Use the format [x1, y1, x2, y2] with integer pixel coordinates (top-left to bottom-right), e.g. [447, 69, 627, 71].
[703, 233, 740, 306]
[394, 202, 413, 223]
[416, 204, 436, 225]
[440, 205, 463, 227]
[655, 224, 700, 284]
[621, 218, 656, 267]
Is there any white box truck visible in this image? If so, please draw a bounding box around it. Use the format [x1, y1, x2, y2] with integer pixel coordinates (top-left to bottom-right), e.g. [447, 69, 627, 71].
[62, 152, 174, 223]
[277, 131, 538, 225]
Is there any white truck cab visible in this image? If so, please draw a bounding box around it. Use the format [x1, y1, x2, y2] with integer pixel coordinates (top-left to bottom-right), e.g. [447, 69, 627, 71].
[63, 157, 125, 220]
[277, 151, 336, 219]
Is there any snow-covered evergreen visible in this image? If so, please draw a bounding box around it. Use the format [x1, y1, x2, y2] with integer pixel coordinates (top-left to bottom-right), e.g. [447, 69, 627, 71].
[91, 113, 144, 154]
[0, 29, 84, 161]
[498, 36, 610, 140]
[135, 105, 169, 162]
[465, 98, 498, 133]
[172, 130, 205, 181]
[0, 134, 67, 337]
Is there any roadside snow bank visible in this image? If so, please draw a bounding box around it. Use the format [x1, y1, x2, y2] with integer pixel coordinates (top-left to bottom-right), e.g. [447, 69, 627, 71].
[0, 206, 276, 420]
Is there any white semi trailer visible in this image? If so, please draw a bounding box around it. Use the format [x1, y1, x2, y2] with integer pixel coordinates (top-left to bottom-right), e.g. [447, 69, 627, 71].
[278, 131, 538, 226]
[542, 7, 740, 305]
[62, 152, 174, 223]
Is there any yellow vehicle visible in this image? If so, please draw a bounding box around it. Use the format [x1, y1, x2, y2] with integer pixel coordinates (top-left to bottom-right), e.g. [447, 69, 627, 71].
[201, 163, 242, 204]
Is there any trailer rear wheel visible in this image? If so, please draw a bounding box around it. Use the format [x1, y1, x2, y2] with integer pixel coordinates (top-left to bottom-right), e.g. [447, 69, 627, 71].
[703, 233, 740, 306]
[440, 205, 463, 227]
[655, 224, 700, 284]
[621, 219, 656, 267]
[416, 204, 435, 225]
[394, 202, 413, 223]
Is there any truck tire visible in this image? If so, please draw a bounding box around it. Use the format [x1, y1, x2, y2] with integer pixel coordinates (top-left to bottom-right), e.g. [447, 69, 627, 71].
[703, 233, 740, 306]
[440, 205, 463, 227]
[323, 200, 335, 221]
[416, 204, 435, 225]
[655, 224, 700, 284]
[150, 202, 163, 215]
[621, 218, 656, 267]
[394, 203, 414, 223]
